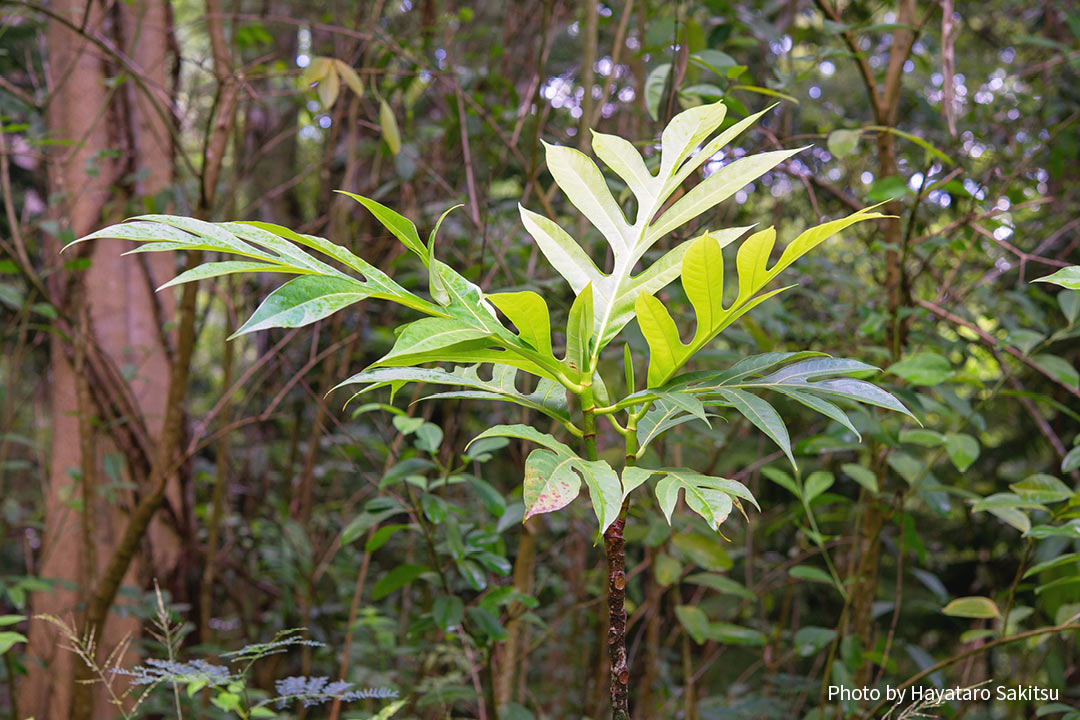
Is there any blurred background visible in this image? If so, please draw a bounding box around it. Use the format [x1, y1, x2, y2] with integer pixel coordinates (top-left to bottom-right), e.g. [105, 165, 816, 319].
[0, 0, 1078, 718]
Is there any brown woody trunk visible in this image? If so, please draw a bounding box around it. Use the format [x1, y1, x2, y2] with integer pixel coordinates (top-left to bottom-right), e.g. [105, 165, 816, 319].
[604, 505, 630, 720]
[847, 0, 916, 689]
[21, 2, 179, 718]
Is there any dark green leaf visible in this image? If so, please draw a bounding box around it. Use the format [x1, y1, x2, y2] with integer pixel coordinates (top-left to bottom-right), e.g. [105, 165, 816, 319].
[372, 564, 428, 601]
[887, 352, 953, 385]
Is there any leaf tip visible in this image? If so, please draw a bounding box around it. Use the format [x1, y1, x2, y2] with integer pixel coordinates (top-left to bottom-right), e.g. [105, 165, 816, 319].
[225, 325, 252, 341]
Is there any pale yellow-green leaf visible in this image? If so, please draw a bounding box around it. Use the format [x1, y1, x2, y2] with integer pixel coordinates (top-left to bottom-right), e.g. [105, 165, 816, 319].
[681, 233, 725, 342]
[380, 99, 401, 155]
[594, 240, 690, 348]
[333, 59, 364, 97]
[679, 286, 792, 377]
[488, 291, 554, 358]
[658, 100, 728, 178]
[942, 596, 1000, 619]
[665, 105, 773, 193]
[627, 242, 691, 301]
[635, 293, 684, 386]
[867, 124, 953, 165]
[827, 129, 861, 157]
[565, 282, 594, 374]
[735, 228, 777, 304]
[543, 141, 631, 253]
[518, 205, 601, 294]
[317, 66, 340, 108]
[590, 129, 654, 206]
[648, 147, 804, 242]
[730, 84, 800, 104]
[300, 56, 331, 86]
[767, 207, 887, 282]
[587, 228, 750, 351]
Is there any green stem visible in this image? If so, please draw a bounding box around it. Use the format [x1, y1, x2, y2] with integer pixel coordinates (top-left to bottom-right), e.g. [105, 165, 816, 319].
[1000, 539, 1033, 635]
[624, 414, 639, 468]
[801, 495, 848, 601]
[582, 386, 599, 461]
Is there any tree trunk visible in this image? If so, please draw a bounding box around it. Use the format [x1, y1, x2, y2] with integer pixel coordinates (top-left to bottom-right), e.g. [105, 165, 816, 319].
[21, 1, 179, 718]
[850, 0, 916, 689]
[495, 518, 537, 707]
[604, 507, 630, 720]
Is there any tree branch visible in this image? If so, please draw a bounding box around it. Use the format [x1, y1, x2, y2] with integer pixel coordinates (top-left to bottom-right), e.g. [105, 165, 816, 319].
[916, 297, 1080, 402]
[812, 0, 884, 120]
[862, 617, 1080, 720]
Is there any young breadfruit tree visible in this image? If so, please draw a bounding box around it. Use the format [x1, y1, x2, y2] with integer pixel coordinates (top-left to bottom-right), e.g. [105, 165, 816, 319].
[72, 100, 912, 719]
